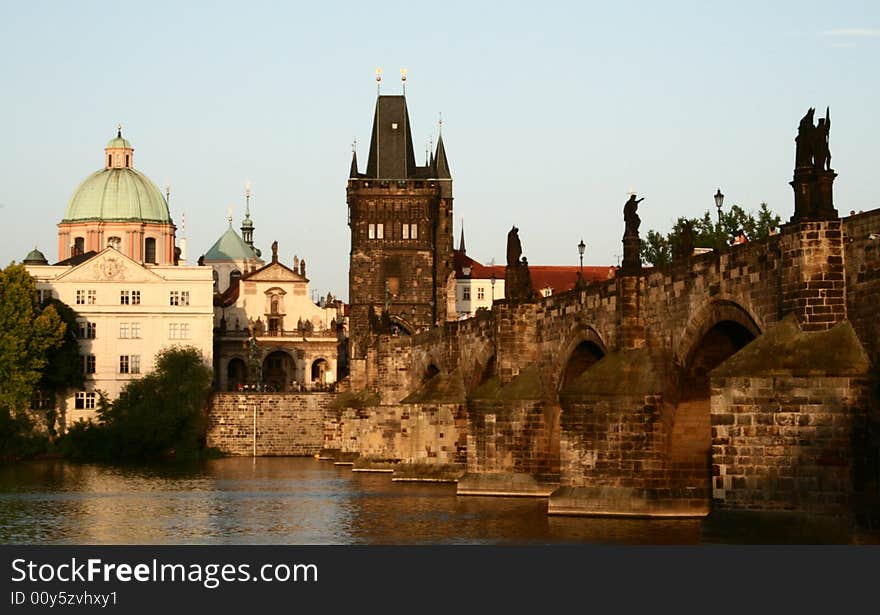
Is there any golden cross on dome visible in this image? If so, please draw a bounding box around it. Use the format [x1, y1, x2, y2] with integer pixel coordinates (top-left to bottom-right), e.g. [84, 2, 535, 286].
[117, 123, 122, 138]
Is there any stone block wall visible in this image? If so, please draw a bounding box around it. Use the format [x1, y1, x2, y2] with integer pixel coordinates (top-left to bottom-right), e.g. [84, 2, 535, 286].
[779, 220, 847, 331]
[844, 210, 880, 365]
[207, 393, 335, 456]
[323, 402, 463, 463]
[711, 375, 872, 513]
[465, 399, 558, 482]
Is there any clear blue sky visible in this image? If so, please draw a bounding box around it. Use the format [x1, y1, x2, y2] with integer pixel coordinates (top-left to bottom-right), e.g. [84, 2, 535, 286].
[2, 1, 878, 301]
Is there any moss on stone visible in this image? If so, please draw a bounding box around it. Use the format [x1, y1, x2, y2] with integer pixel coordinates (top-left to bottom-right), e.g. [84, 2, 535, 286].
[328, 390, 380, 410]
[400, 368, 466, 404]
[713, 316, 870, 377]
[561, 347, 664, 397]
[469, 365, 544, 401]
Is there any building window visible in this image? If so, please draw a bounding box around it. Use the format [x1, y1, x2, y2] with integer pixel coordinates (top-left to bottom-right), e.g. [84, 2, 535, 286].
[168, 323, 191, 340]
[107, 154, 112, 167]
[410, 223, 418, 239]
[119, 355, 140, 374]
[368, 224, 375, 239]
[82, 354, 96, 375]
[125, 154, 129, 167]
[144, 238, 157, 264]
[73, 237, 84, 257]
[76, 291, 96, 306]
[107, 236, 121, 250]
[477, 287, 485, 300]
[119, 323, 129, 339]
[402, 224, 409, 239]
[463, 286, 471, 301]
[37, 289, 53, 303]
[121, 289, 142, 305]
[377, 223, 384, 239]
[32, 390, 54, 410]
[75, 392, 96, 410]
[131, 322, 140, 338]
[78, 321, 96, 339]
[169, 291, 190, 306]
[541, 287, 553, 297]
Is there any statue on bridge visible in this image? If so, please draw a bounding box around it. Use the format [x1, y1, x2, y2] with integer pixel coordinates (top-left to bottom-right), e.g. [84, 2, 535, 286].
[623, 194, 643, 238]
[791, 106, 837, 222]
[621, 194, 644, 273]
[505, 226, 534, 302]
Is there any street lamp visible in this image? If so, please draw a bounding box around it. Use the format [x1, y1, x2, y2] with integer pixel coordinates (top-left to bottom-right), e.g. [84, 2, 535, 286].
[576, 239, 586, 289]
[714, 188, 725, 248]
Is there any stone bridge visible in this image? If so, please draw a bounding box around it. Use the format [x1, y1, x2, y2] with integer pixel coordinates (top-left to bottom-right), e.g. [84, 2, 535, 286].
[349, 211, 880, 518]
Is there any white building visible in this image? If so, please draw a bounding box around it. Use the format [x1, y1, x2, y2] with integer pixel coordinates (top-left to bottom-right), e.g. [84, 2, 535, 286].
[24, 128, 213, 426]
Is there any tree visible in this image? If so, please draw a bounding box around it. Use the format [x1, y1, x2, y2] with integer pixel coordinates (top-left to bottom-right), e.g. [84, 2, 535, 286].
[61, 345, 214, 460]
[640, 203, 782, 266]
[37, 298, 84, 437]
[0, 264, 67, 458]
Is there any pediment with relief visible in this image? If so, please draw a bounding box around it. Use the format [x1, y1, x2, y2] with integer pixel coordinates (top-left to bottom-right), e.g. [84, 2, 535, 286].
[245, 261, 304, 283]
[56, 249, 164, 283]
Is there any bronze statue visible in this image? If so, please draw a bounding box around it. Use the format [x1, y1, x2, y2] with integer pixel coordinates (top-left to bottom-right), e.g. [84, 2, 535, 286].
[271, 240, 278, 262]
[506, 226, 522, 266]
[795, 107, 815, 168]
[623, 194, 643, 237]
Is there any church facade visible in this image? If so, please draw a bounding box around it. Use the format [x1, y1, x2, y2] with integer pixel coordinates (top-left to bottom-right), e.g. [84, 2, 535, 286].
[25, 129, 213, 426]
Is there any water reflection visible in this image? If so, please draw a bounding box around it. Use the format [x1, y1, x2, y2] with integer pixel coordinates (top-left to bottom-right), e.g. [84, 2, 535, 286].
[0, 458, 871, 544]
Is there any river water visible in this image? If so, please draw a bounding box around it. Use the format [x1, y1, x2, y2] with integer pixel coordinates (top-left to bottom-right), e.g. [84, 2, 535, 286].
[0, 458, 872, 544]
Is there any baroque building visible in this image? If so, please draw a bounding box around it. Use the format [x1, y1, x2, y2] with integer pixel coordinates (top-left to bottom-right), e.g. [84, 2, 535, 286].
[346, 94, 454, 377]
[206, 201, 345, 392]
[25, 129, 213, 426]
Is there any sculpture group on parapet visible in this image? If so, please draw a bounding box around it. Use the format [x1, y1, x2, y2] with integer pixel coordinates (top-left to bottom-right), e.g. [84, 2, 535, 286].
[796, 107, 832, 171]
[505, 225, 534, 302]
[791, 106, 837, 222]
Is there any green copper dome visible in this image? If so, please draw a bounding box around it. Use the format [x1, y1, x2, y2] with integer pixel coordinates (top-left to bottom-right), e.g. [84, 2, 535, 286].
[106, 135, 132, 149]
[204, 226, 259, 261]
[62, 167, 172, 223]
[23, 247, 48, 265]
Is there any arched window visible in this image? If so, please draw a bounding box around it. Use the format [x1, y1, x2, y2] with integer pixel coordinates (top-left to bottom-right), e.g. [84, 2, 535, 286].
[271, 296, 280, 314]
[107, 154, 112, 167]
[125, 154, 129, 167]
[144, 238, 156, 264]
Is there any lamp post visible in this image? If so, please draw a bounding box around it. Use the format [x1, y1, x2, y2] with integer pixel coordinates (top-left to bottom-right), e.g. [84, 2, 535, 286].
[714, 188, 724, 230]
[577, 239, 586, 289]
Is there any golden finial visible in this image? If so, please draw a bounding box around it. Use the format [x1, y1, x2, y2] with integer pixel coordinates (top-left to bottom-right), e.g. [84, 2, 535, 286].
[375, 67, 382, 94]
[227, 206, 233, 226]
[400, 67, 407, 95]
[117, 123, 122, 138]
[245, 179, 251, 198]
[438, 112, 443, 135]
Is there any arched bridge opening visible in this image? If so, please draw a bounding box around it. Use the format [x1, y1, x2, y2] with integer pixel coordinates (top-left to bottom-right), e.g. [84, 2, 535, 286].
[671, 318, 758, 466]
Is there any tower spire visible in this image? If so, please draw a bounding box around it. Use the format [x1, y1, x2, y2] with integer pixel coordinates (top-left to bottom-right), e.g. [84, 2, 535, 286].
[241, 181, 255, 249]
[459, 220, 466, 253]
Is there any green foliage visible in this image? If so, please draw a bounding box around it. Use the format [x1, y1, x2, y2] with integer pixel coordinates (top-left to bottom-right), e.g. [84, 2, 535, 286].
[640, 203, 782, 266]
[58, 346, 214, 461]
[0, 263, 67, 458]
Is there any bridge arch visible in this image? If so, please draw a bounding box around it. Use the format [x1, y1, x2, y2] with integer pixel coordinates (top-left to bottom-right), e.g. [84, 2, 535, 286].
[675, 299, 762, 374]
[554, 324, 608, 393]
[668, 299, 761, 467]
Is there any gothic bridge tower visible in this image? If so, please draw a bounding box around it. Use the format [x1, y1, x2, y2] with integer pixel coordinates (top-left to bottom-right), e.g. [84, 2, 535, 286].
[347, 94, 453, 359]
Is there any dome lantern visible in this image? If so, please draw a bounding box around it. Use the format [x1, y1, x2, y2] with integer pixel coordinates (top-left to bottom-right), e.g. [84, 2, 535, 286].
[105, 124, 134, 169]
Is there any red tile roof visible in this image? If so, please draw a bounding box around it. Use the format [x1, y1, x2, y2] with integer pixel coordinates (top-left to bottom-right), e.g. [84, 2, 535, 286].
[453, 250, 616, 298]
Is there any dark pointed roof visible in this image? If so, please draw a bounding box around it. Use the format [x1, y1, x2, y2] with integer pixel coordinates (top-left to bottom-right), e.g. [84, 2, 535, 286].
[363, 95, 441, 180]
[349, 151, 359, 178]
[459, 225, 466, 253]
[434, 133, 451, 179]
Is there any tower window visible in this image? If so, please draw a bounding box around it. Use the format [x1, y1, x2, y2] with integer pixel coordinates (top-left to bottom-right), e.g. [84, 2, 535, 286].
[107, 154, 112, 167]
[144, 238, 156, 264]
[125, 154, 129, 166]
[73, 237, 84, 257]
